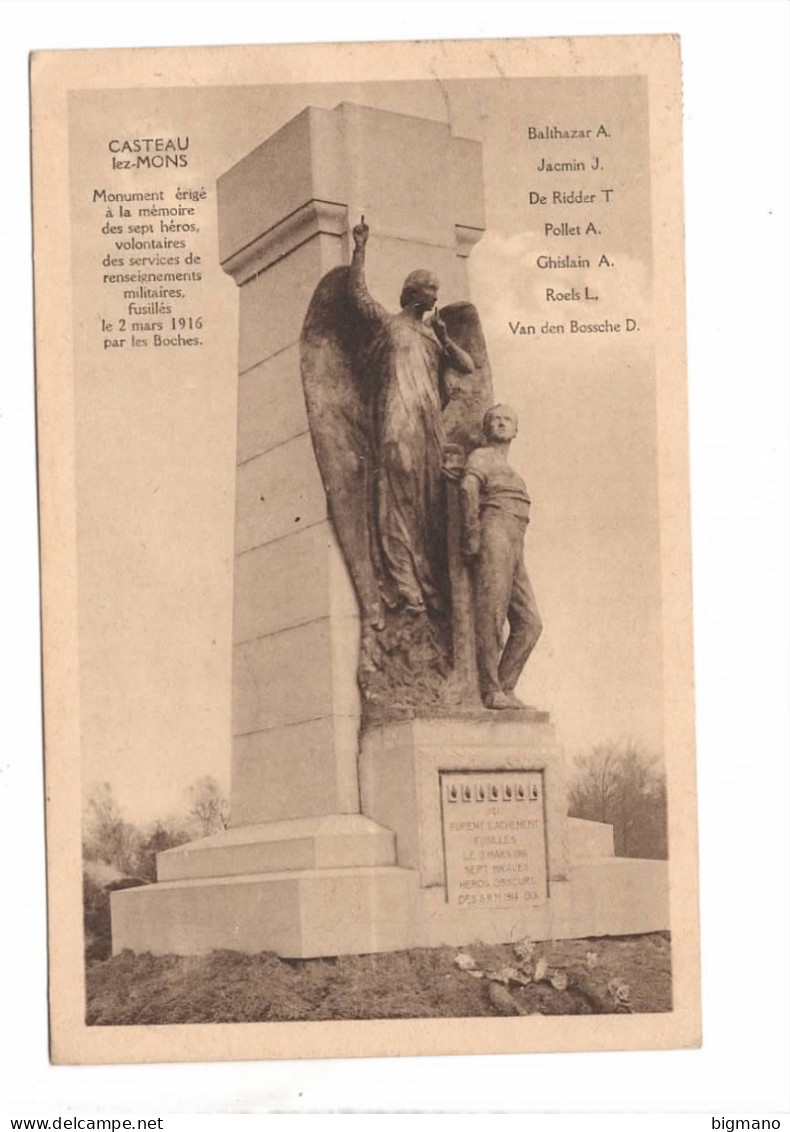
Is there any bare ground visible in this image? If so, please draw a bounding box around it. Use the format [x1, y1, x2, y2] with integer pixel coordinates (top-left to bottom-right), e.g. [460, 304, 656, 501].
[86, 932, 671, 1024]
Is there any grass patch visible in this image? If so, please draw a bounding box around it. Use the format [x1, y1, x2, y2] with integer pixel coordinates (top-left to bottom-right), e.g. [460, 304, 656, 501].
[86, 933, 671, 1024]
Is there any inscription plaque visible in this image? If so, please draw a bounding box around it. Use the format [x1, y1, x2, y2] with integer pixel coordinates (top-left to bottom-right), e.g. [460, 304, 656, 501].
[441, 771, 548, 909]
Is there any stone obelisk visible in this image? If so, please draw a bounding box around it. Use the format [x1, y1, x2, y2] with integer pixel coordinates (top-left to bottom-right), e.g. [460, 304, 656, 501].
[219, 103, 485, 826]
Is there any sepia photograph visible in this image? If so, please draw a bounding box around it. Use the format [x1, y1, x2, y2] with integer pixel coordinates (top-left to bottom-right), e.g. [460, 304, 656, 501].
[5, 0, 789, 1120]
[33, 33, 698, 1066]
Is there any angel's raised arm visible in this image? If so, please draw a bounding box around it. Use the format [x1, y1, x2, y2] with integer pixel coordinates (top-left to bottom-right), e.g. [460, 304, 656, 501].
[348, 217, 388, 329]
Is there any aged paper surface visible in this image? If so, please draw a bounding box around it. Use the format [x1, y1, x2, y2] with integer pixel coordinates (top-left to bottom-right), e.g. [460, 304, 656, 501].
[33, 34, 699, 1064]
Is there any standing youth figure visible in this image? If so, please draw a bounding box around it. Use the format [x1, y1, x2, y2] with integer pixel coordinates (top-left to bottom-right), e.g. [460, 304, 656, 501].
[460, 404, 542, 709]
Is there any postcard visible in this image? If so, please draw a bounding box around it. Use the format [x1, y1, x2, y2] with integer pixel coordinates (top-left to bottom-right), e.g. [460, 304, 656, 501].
[32, 33, 699, 1063]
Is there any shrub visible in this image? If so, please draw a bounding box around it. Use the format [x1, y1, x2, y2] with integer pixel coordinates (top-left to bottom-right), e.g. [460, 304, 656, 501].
[83, 873, 147, 963]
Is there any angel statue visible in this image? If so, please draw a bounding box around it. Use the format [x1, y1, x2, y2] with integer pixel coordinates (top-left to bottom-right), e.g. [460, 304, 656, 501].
[301, 217, 493, 713]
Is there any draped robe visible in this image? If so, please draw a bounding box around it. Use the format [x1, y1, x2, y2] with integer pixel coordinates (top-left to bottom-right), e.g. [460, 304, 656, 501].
[361, 311, 450, 610]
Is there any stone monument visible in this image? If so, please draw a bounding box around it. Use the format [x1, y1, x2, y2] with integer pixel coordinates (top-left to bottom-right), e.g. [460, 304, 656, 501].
[111, 103, 668, 958]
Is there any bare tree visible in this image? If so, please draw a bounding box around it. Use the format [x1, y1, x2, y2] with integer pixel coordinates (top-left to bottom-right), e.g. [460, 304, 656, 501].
[187, 776, 230, 837]
[568, 742, 668, 859]
[83, 781, 140, 875]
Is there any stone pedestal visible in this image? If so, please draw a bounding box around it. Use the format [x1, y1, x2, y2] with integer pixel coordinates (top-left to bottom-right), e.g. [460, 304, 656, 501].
[111, 103, 668, 959]
[356, 715, 667, 948]
[112, 711, 667, 957]
[360, 717, 567, 883]
[359, 715, 566, 946]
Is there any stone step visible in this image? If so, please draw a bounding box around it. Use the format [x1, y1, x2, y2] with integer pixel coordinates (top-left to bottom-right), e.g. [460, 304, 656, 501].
[555, 858, 669, 939]
[157, 814, 397, 882]
[112, 864, 419, 958]
[567, 816, 615, 861]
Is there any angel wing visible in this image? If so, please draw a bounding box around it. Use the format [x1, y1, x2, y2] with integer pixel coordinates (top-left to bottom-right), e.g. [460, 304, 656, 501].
[300, 266, 384, 626]
[439, 301, 494, 453]
[301, 276, 493, 634]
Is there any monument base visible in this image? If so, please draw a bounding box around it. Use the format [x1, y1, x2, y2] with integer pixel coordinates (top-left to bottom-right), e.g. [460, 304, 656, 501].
[111, 715, 668, 958]
[111, 815, 421, 958]
[359, 715, 668, 948]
